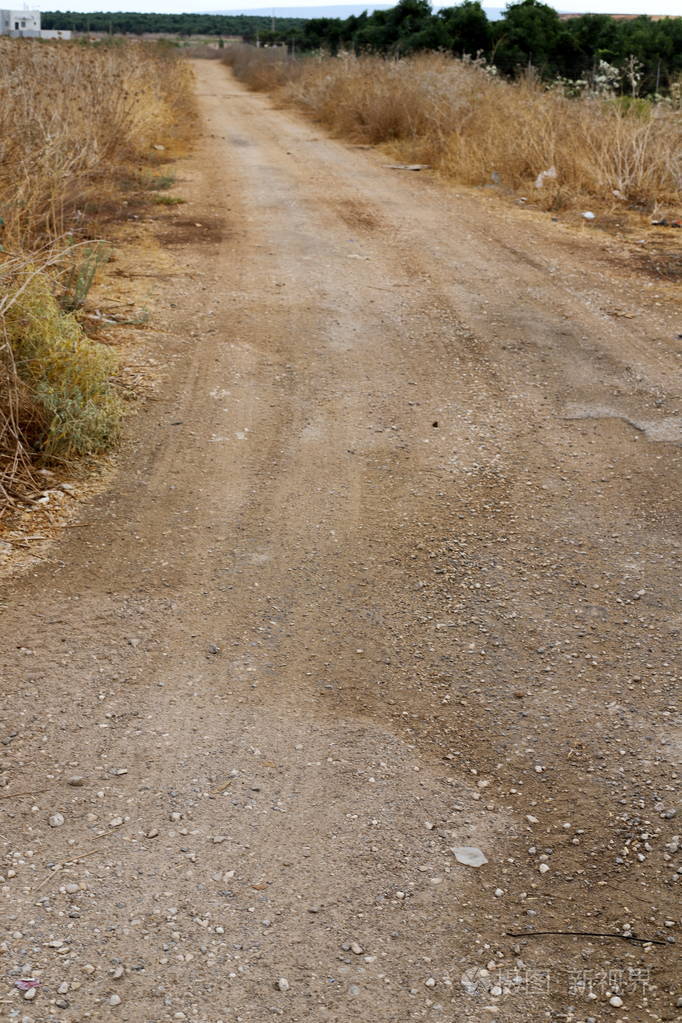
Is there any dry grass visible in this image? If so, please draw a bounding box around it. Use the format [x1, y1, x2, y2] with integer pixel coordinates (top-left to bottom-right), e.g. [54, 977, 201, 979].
[1, 261, 122, 481]
[0, 38, 194, 512]
[0, 38, 193, 250]
[224, 48, 682, 210]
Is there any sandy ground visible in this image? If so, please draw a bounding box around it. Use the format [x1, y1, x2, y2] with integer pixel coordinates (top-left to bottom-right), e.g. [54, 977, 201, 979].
[1, 60, 681, 1023]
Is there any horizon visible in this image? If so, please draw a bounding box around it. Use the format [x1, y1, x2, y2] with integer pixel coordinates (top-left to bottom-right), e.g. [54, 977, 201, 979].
[36, 1, 682, 18]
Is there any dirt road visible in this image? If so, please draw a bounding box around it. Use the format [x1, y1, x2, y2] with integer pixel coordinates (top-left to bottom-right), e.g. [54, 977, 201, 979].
[2, 60, 681, 1022]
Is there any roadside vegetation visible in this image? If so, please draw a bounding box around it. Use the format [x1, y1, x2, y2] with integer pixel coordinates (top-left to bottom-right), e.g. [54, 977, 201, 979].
[222, 44, 681, 213]
[237, 0, 682, 96]
[42, 1, 682, 98]
[0, 39, 193, 513]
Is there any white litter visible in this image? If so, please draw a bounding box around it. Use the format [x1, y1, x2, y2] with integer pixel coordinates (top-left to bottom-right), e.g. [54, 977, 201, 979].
[451, 846, 488, 867]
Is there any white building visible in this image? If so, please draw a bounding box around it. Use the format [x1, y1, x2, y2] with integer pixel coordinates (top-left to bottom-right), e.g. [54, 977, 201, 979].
[0, 10, 71, 38]
[0, 9, 41, 35]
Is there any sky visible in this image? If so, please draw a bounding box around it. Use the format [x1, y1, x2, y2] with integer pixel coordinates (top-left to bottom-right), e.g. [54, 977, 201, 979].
[36, 0, 682, 16]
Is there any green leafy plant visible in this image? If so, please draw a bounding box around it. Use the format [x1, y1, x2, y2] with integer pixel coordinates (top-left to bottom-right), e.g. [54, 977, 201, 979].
[3, 269, 122, 460]
[60, 242, 111, 312]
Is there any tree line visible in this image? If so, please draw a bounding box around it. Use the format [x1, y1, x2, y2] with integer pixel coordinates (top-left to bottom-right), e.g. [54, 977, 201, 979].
[41, 11, 305, 38]
[43, 2, 682, 94]
[280, 0, 682, 93]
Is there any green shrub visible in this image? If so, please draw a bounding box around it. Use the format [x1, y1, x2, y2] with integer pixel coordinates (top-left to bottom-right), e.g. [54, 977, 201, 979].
[3, 272, 122, 459]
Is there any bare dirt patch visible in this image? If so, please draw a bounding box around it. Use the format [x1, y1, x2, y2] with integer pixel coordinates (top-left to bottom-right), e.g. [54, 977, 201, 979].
[156, 214, 227, 246]
[333, 198, 384, 232]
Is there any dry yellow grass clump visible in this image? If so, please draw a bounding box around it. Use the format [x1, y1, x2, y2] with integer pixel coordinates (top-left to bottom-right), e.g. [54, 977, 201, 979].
[0, 38, 193, 249]
[223, 48, 682, 210]
[0, 39, 193, 510]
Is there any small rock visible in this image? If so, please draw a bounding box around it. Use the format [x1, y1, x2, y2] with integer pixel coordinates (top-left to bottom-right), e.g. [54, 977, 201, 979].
[67, 776, 85, 787]
[609, 995, 623, 1007]
[109, 817, 124, 828]
[276, 978, 290, 992]
[425, 977, 436, 988]
[146, 829, 159, 839]
[112, 965, 124, 979]
[24, 987, 37, 1001]
[109, 993, 122, 1006]
[350, 942, 363, 955]
[49, 813, 65, 828]
[539, 863, 550, 874]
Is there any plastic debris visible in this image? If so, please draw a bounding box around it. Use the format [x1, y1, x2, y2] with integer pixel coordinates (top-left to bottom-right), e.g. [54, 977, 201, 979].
[534, 166, 557, 189]
[451, 845, 488, 867]
[15, 979, 40, 991]
[581, 211, 596, 221]
[386, 163, 431, 171]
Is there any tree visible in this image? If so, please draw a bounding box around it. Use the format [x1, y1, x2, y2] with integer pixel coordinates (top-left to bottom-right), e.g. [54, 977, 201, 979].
[493, 0, 562, 75]
[438, 1, 491, 58]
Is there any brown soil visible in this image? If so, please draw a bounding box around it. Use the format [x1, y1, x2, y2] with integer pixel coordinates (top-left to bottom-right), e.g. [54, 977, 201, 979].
[1, 61, 681, 1023]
